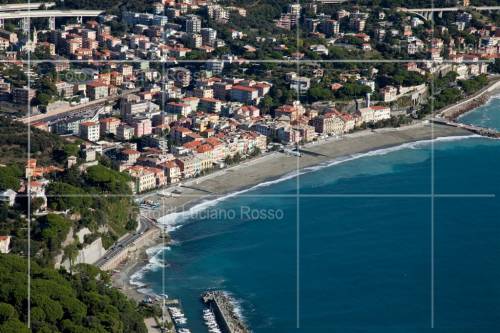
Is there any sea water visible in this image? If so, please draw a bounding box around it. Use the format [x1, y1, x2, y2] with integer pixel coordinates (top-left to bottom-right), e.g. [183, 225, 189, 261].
[136, 108, 500, 332]
[459, 95, 500, 131]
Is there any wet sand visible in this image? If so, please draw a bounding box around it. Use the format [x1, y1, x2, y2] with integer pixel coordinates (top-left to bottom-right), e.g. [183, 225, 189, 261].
[114, 122, 472, 300]
[143, 122, 471, 221]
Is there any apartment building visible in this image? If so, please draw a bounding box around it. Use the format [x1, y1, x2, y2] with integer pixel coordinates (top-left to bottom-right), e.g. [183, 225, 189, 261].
[230, 85, 259, 104]
[161, 160, 181, 184]
[99, 117, 121, 136]
[116, 124, 135, 141]
[176, 155, 201, 178]
[127, 166, 156, 193]
[312, 113, 344, 135]
[79, 121, 100, 142]
[357, 106, 391, 123]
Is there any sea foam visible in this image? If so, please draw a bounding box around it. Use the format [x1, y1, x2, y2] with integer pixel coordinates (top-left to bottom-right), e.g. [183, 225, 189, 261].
[157, 134, 481, 228]
[135, 134, 482, 289]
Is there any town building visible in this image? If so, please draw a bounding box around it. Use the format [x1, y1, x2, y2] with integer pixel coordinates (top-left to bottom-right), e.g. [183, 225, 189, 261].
[79, 121, 100, 142]
[0, 236, 10, 253]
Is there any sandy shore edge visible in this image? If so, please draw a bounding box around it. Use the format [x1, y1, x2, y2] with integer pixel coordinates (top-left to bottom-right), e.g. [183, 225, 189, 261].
[111, 122, 476, 302]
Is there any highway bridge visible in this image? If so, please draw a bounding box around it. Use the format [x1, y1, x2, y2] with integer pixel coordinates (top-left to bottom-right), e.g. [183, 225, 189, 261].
[0, 9, 104, 31]
[0, 2, 55, 12]
[398, 6, 500, 20]
[314, 0, 348, 3]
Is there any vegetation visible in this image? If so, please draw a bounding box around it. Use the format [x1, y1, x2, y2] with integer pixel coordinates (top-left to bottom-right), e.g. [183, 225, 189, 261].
[0, 118, 137, 263]
[0, 164, 23, 191]
[46, 165, 137, 239]
[0, 255, 147, 333]
[33, 214, 72, 258]
[417, 72, 490, 117]
[0, 117, 68, 165]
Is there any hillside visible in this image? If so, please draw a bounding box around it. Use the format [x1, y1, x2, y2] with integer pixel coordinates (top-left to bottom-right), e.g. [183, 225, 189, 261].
[0, 117, 76, 166]
[0, 117, 138, 265]
[0, 255, 147, 333]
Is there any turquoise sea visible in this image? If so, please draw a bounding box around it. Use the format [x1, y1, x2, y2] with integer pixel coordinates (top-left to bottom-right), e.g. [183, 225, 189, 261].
[135, 102, 500, 332]
[459, 95, 500, 130]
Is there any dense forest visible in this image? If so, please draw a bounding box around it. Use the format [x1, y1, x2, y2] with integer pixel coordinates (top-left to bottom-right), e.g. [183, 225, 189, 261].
[0, 255, 147, 333]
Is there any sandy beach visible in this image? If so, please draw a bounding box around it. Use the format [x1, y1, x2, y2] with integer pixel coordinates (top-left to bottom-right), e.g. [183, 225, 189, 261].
[112, 122, 472, 302]
[142, 122, 471, 222]
[111, 238, 164, 302]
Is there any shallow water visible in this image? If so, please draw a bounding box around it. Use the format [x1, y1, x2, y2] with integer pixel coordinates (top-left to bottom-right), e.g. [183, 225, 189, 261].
[136, 134, 500, 332]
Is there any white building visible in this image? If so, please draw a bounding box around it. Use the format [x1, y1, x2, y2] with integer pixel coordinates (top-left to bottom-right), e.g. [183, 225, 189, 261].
[0, 236, 10, 253]
[358, 106, 391, 123]
[79, 121, 100, 142]
[0, 189, 16, 207]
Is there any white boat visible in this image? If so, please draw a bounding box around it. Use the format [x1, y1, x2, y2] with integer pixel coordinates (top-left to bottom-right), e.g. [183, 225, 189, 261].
[203, 308, 221, 332]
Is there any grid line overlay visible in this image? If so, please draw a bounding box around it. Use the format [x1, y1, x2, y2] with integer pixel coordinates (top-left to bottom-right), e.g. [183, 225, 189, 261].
[27, 0, 32, 328]
[18, 2, 497, 331]
[430, 0, 436, 328]
[295, 0, 301, 329]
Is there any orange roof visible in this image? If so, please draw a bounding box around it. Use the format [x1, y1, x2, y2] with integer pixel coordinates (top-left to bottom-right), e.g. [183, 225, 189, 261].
[162, 160, 179, 169]
[169, 102, 189, 108]
[232, 85, 257, 92]
[80, 121, 98, 127]
[122, 149, 140, 155]
[183, 141, 202, 149]
[186, 132, 202, 139]
[196, 144, 213, 153]
[174, 127, 192, 133]
[144, 167, 164, 175]
[87, 80, 108, 88]
[205, 137, 222, 146]
[99, 117, 120, 123]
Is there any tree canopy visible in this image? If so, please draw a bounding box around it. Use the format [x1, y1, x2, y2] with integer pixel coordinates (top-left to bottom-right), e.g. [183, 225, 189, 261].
[0, 255, 147, 333]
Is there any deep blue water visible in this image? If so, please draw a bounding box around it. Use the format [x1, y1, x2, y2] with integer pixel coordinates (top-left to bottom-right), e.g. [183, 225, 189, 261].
[137, 114, 500, 332]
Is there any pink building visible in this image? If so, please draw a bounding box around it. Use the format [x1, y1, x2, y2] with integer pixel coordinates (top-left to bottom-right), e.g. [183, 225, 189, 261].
[132, 118, 152, 137]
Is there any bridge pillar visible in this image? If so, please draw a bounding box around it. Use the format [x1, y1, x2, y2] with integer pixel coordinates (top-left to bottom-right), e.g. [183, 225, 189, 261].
[48, 16, 55, 30]
[0, 19, 3, 29]
[77, 16, 83, 24]
[438, 11, 443, 18]
[21, 17, 30, 33]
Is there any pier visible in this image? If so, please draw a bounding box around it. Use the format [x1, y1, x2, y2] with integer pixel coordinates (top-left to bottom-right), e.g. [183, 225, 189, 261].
[431, 118, 500, 138]
[202, 291, 249, 333]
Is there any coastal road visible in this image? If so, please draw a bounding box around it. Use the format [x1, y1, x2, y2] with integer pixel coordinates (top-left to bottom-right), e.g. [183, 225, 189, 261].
[20, 88, 140, 124]
[94, 215, 157, 268]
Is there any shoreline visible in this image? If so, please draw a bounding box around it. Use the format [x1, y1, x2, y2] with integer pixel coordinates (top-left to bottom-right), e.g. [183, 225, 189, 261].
[439, 77, 500, 120]
[113, 122, 475, 302]
[111, 236, 164, 302]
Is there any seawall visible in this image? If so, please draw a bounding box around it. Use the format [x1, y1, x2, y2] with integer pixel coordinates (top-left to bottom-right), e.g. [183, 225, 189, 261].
[439, 78, 500, 120]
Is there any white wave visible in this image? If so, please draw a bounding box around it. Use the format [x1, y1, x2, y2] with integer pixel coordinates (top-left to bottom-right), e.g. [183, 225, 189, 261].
[157, 169, 299, 227]
[157, 134, 480, 229]
[134, 134, 482, 292]
[457, 94, 500, 120]
[129, 244, 170, 290]
[129, 270, 146, 288]
[221, 290, 247, 323]
[145, 244, 165, 256]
